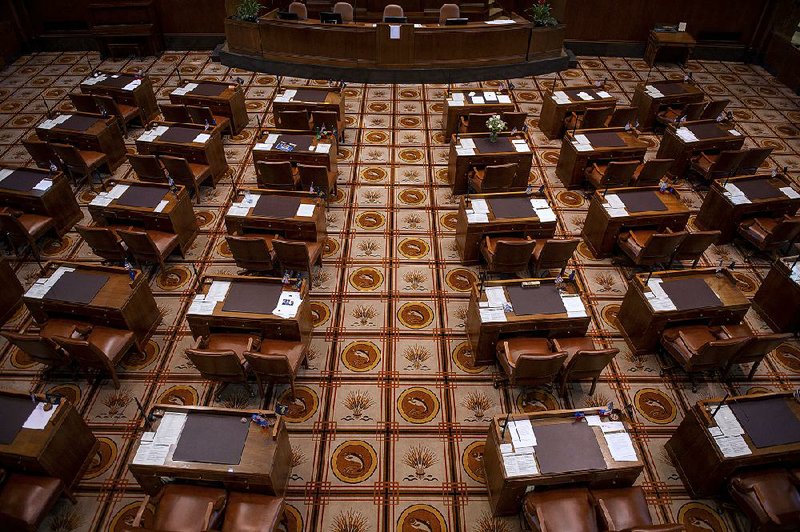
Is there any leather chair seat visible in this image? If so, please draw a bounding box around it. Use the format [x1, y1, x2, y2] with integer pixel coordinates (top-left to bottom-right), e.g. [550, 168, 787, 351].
[618, 229, 657, 254]
[117, 103, 139, 120]
[657, 108, 681, 122]
[524, 488, 598, 532]
[482, 235, 528, 256]
[258, 339, 306, 371]
[79, 150, 107, 167]
[661, 325, 717, 361]
[205, 333, 259, 361]
[304, 240, 322, 258]
[17, 213, 54, 236]
[152, 484, 227, 532]
[145, 230, 180, 254]
[553, 336, 596, 360]
[720, 322, 752, 339]
[186, 162, 211, 180]
[501, 337, 552, 365]
[592, 487, 653, 532]
[0, 474, 63, 528]
[729, 469, 800, 531]
[39, 318, 90, 340]
[84, 326, 135, 359]
[739, 217, 778, 242]
[221, 492, 284, 532]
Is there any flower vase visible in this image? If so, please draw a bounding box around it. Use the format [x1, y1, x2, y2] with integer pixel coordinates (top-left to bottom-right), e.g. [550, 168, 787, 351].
[489, 130, 498, 143]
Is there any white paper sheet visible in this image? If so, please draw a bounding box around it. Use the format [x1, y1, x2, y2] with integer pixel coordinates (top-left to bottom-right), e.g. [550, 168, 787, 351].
[484, 91, 497, 101]
[241, 192, 259, 207]
[451, 92, 465, 101]
[448, 100, 464, 107]
[561, 294, 587, 317]
[577, 91, 594, 101]
[530, 198, 548, 210]
[574, 134, 590, 145]
[780, 186, 800, 199]
[728, 129, 741, 136]
[273, 290, 302, 318]
[605, 194, 625, 209]
[535, 207, 557, 223]
[154, 199, 169, 213]
[479, 307, 506, 322]
[153, 412, 187, 445]
[206, 280, 232, 302]
[89, 193, 113, 207]
[605, 431, 638, 461]
[575, 143, 593, 152]
[24, 280, 50, 299]
[586, 415, 603, 427]
[107, 184, 128, 199]
[0, 168, 12, 182]
[471, 96, 485, 105]
[509, 419, 537, 447]
[596, 90, 611, 98]
[600, 421, 625, 433]
[485, 19, 515, 24]
[470, 198, 489, 214]
[22, 402, 58, 429]
[500, 443, 514, 454]
[296, 203, 316, 217]
[193, 133, 210, 143]
[456, 147, 475, 156]
[712, 405, 745, 436]
[497, 95, 512, 103]
[132, 442, 171, 465]
[188, 296, 216, 315]
[485, 286, 508, 308]
[512, 140, 530, 152]
[503, 452, 539, 477]
[33, 179, 52, 191]
[606, 207, 628, 218]
[466, 212, 489, 224]
[459, 138, 476, 149]
[253, 143, 273, 151]
[714, 434, 751, 457]
[389, 25, 401, 39]
[226, 204, 249, 217]
[316, 143, 332, 154]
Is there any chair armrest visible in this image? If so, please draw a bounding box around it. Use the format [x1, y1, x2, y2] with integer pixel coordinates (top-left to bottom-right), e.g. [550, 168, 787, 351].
[131, 495, 151, 528]
[201, 501, 214, 530]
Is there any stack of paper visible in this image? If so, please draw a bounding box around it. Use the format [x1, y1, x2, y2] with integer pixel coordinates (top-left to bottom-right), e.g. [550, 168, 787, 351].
[171, 82, 198, 96]
[82, 74, 108, 86]
[509, 418, 537, 449]
[33, 178, 52, 191]
[479, 307, 506, 322]
[38, 114, 70, 130]
[576, 91, 594, 101]
[296, 203, 315, 217]
[189, 280, 230, 315]
[561, 294, 587, 317]
[485, 286, 508, 308]
[193, 133, 211, 144]
[780, 186, 800, 199]
[22, 402, 58, 429]
[484, 91, 498, 102]
[644, 85, 664, 98]
[604, 430, 638, 462]
[155, 411, 187, 444]
[552, 90, 570, 104]
[645, 278, 677, 311]
[676, 127, 699, 142]
[273, 290, 302, 318]
[89, 192, 113, 207]
[708, 404, 751, 457]
[24, 266, 75, 299]
[503, 451, 539, 477]
[137, 125, 168, 143]
[511, 139, 530, 152]
[154, 200, 169, 213]
[188, 295, 216, 315]
[466, 212, 489, 224]
[471, 198, 489, 214]
[497, 94, 512, 104]
[485, 19, 515, 25]
[596, 90, 612, 99]
[274, 89, 297, 103]
[471, 96, 485, 105]
[456, 147, 475, 156]
[602, 194, 628, 218]
[132, 440, 171, 465]
[573, 133, 593, 152]
[723, 183, 751, 205]
[123, 79, 142, 91]
[530, 198, 557, 223]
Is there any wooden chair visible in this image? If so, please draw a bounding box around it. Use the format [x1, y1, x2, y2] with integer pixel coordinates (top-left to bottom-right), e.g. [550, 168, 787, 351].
[468, 162, 518, 193]
[48, 142, 108, 188]
[669, 230, 720, 267]
[310, 110, 343, 140]
[186, 105, 231, 136]
[700, 98, 730, 120]
[522, 488, 597, 532]
[127, 153, 166, 183]
[738, 214, 800, 252]
[22, 136, 61, 171]
[383, 4, 403, 20]
[480, 236, 536, 273]
[728, 469, 800, 532]
[221, 493, 286, 532]
[275, 110, 312, 131]
[51, 325, 136, 389]
[439, 3, 460, 24]
[0, 331, 69, 371]
[160, 155, 213, 202]
[460, 112, 494, 134]
[159, 103, 192, 123]
[592, 486, 683, 532]
[585, 160, 639, 190]
[565, 106, 613, 131]
[255, 160, 299, 190]
[0, 208, 56, 268]
[530, 237, 581, 275]
[288, 1, 308, 19]
[656, 100, 705, 126]
[723, 328, 791, 380]
[333, 2, 354, 22]
[0, 473, 65, 532]
[297, 163, 335, 196]
[631, 158, 673, 186]
[272, 237, 323, 275]
[496, 337, 567, 387]
[93, 94, 139, 136]
[502, 111, 527, 131]
[617, 229, 687, 267]
[117, 228, 181, 270]
[606, 106, 638, 128]
[68, 93, 100, 114]
[75, 224, 127, 263]
[127, 484, 227, 532]
[244, 339, 307, 399]
[736, 147, 773, 175]
[690, 149, 746, 181]
[553, 336, 619, 395]
[225, 234, 275, 272]
[185, 333, 256, 399]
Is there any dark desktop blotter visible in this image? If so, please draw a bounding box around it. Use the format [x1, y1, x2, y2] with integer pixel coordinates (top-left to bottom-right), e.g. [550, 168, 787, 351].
[0, 395, 37, 445]
[171, 412, 251, 465]
[533, 421, 607, 475]
[730, 396, 800, 449]
[506, 284, 566, 316]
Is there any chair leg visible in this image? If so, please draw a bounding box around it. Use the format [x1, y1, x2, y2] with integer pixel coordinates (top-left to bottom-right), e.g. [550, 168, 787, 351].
[747, 359, 760, 380]
[289, 379, 297, 401]
[589, 377, 598, 396]
[689, 373, 698, 393]
[109, 367, 120, 390]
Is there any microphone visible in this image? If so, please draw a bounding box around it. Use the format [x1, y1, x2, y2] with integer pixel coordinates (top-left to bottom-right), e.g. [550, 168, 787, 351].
[500, 411, 512, 439]
[134, 396, 155, 429]
[711, 393, 730, 418]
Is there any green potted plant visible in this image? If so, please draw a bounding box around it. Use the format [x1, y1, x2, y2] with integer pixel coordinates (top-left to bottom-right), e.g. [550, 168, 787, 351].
[486, 114, 507, 143]
[527, 0, 566, 58]
[225, 0, 264, 55]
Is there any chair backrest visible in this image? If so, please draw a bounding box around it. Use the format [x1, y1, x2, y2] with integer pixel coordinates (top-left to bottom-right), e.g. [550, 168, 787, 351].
[682, 101, 706, 121]
[49, 143, 87, 170]
[606, 106, 638, 128]
[333, 2, 354, 22]
[480, 162, 518, 193]
[76, 224, 127, 261]
[0, 210, 32, 241]
[160, 103, 192, 123]
[243, 352, 294, 380]
[128, 153, 165, 182]
[700, 99, 730, 120]
[297, 163, 329, 191]
[493, 239, 536, 269]
[276, 110, 311, 131]
[581, 106, 614, 129]
[637, 231, 687, 264]
[185, 348, 247, 381]
[597, 160, 638, 188]
[117, 229, 161, 263]
[69, 93, 100, 114]
[383, 4, 403, 19]
[439, 3, 460, 24]
[225, 235, 273, 271]
[736, 147, 773, 174]
[769, 215, 800, 243]
[563, 348, 619, 382]
[535, 238, 581, 270]
[93, 94, 123, 119]
[466, 113, 494, 133]
[0, 332, 66, 367]
[501, 111, 527, 131]
[311, 110, 338, 131]
[693, 337, 748, 371]
[634, 158, 673, 186]
[187, 105, 216, 126]
[733, 333, 792, 364]
[159, 155, 194, 181]
[22, 136, 60, 169]
[674, 230, 720, 261]
[272, 238, 310, 270]
[709, 150, 747, 176]
[514, 352, 568, 384]
[288, 1, 308, 19]
[51, 336, 107, 371]
[256, 161, 296, 188]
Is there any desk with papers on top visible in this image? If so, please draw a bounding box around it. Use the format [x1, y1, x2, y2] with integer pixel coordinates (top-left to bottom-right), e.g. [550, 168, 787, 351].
[539, 85, 617, 140]
[169, 79, 249, 135]
[224, 189, 326, 243]
[253, 129, 338, 173]
[630, 80, 704, 132]
[484, 407, 644, 516]
[556, 128, 648, 189]
[656, 119, 745, 177]
[753, 256, 800, 333]
[34, 112, 127, 170]
[80, 71, 159, 123]
[666, 392, 800, 497]
[135, 122, 228, 183]
[442, 88, 515, 138]
[0, 167, 81, 236]
[447, 131, 533, 194]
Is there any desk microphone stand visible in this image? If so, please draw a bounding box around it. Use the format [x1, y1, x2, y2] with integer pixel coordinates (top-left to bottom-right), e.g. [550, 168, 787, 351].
[500, 411, 512, 439]
[134, 396, 155, 429]
[41, 96, 53, 119]
[711, 393, 730, 418]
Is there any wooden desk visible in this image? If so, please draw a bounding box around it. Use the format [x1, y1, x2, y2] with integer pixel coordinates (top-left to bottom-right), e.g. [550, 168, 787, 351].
[253, 130, 338, 173]
[34, 112, 126, 171]
[448, 132, 532, 194]
[455, 192, 557, 264]
[656, 120, 746, 177]
[129, 404, 290, 496]
[617, 268, 750, 355]
[644, 30, 696, 67]
[630, 80, 704, 132]
[484, 408, 643, 516]
[87, 180, 198, 255]
[466, 278, 590, 366]
[0, 392, 98, 495]
[666, 393, 800, 497]
[752, 256, 800, 333]
[581, 187, 691, 258]
[0, 167, 81, 236]
[441, 88, 515, 139]
[539, 85, 617, 140]
[135, 122, 229, 184]
[23, 262, 161, 349]
[79, 71, 159, 123]
[225, 189, 326, 242]
[273, 85, 345, 122]
[556, 128, 648, 189]
[694, 174, 800, 243]
[169, 79, 250, 135]
[0, 259, 23, 326]
[186, 275, 313, 347]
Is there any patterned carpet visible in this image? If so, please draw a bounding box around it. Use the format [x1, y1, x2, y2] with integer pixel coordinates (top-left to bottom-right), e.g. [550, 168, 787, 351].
[0, 50, 799, 532]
